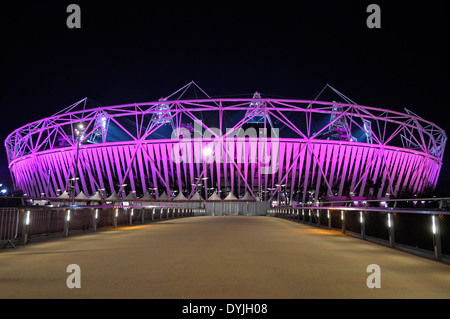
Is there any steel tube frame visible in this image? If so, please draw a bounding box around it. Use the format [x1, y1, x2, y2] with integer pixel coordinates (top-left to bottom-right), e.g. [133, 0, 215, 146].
[5, 95, 446, 201]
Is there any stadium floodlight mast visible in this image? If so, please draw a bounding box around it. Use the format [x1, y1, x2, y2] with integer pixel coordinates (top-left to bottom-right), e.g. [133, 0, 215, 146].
[4, 82, 447, 203]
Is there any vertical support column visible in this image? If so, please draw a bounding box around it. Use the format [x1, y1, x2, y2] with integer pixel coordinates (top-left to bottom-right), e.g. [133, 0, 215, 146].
[21, 210, 30, 245]
[302, 209, 305, 223]
[432, 214, 442, 261]
[129, 209, 134, 226]
[152, 208, 155, 222]
[341, 210, 346, 234]
[113, 208, 118, 228]
[141, 209, 145, 224]
[316, 209, 320, 227]
[46, 210, 52, 236]
[93, 209, 98, 232]
[309, 209, 312, 225]
[327, 209, 331, 230]
[387, 212, 395, 248]
[360, 211, 366, 239]
[64, 209, 71, 237]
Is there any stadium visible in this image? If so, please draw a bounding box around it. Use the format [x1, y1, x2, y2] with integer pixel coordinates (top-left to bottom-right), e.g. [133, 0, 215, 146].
[4, 82, 447, 212]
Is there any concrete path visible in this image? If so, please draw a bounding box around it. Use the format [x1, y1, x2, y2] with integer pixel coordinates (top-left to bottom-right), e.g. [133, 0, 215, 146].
[0, 216, 449, 299]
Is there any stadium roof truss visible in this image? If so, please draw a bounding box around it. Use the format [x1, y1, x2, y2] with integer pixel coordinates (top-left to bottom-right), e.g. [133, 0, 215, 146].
[5, 83, 447, 201]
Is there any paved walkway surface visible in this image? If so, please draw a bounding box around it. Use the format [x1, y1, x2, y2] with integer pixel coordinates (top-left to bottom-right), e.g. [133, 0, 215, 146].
[1, 216, 449, 299]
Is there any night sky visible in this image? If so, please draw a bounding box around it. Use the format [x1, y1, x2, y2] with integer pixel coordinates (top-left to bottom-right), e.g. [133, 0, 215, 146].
[1, 1, 449, 194]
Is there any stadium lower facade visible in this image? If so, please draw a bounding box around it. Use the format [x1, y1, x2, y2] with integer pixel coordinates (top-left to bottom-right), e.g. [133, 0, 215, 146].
[4, 83, 447, 205]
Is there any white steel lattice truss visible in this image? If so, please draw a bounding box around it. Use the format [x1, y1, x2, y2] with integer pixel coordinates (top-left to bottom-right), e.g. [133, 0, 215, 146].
[4, 83, 447, 202]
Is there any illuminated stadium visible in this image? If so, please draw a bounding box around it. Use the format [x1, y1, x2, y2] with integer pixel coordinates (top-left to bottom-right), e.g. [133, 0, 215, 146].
[4, 82, 447, 207]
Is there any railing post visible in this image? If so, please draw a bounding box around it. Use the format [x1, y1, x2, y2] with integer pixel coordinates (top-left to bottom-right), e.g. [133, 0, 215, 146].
[64, 209, 70, 237]
[113, 208, 118, 228]
[327, 209, 331, 230]
[360, 211, 366, 240]
[316, 209, 320, 227]
[432, 214, 442, 261]
[309, 209, 312, 225]
[341, 210, 346, 234]
[141, 209, 145, 224]
[46, 210, 52, 236]
[92, 208, 98, 232]
[21, 210, 30, 245]
[129, 209, 134, 226]
[302, 209, 305, 223]
[387, 212, 395, 248]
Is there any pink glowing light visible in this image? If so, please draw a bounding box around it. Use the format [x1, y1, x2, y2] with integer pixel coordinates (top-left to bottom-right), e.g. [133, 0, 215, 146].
[4, 82, 446, 202]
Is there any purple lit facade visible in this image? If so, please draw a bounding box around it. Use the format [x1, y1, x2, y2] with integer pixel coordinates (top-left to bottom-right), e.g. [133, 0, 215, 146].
[5, 84, 447, 203]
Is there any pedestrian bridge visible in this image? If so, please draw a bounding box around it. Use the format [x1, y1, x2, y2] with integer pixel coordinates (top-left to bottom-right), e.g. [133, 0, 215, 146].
[0, 200, 449, 299]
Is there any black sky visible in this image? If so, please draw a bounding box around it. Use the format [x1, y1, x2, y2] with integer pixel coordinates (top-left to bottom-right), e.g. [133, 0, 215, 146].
[1, 1, 449, 193]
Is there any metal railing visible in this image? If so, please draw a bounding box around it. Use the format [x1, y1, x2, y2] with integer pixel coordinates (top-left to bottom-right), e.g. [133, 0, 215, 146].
[1, 205, 206, 248]
[268, 200, 450, 262]
[0, 208, 20, 248]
